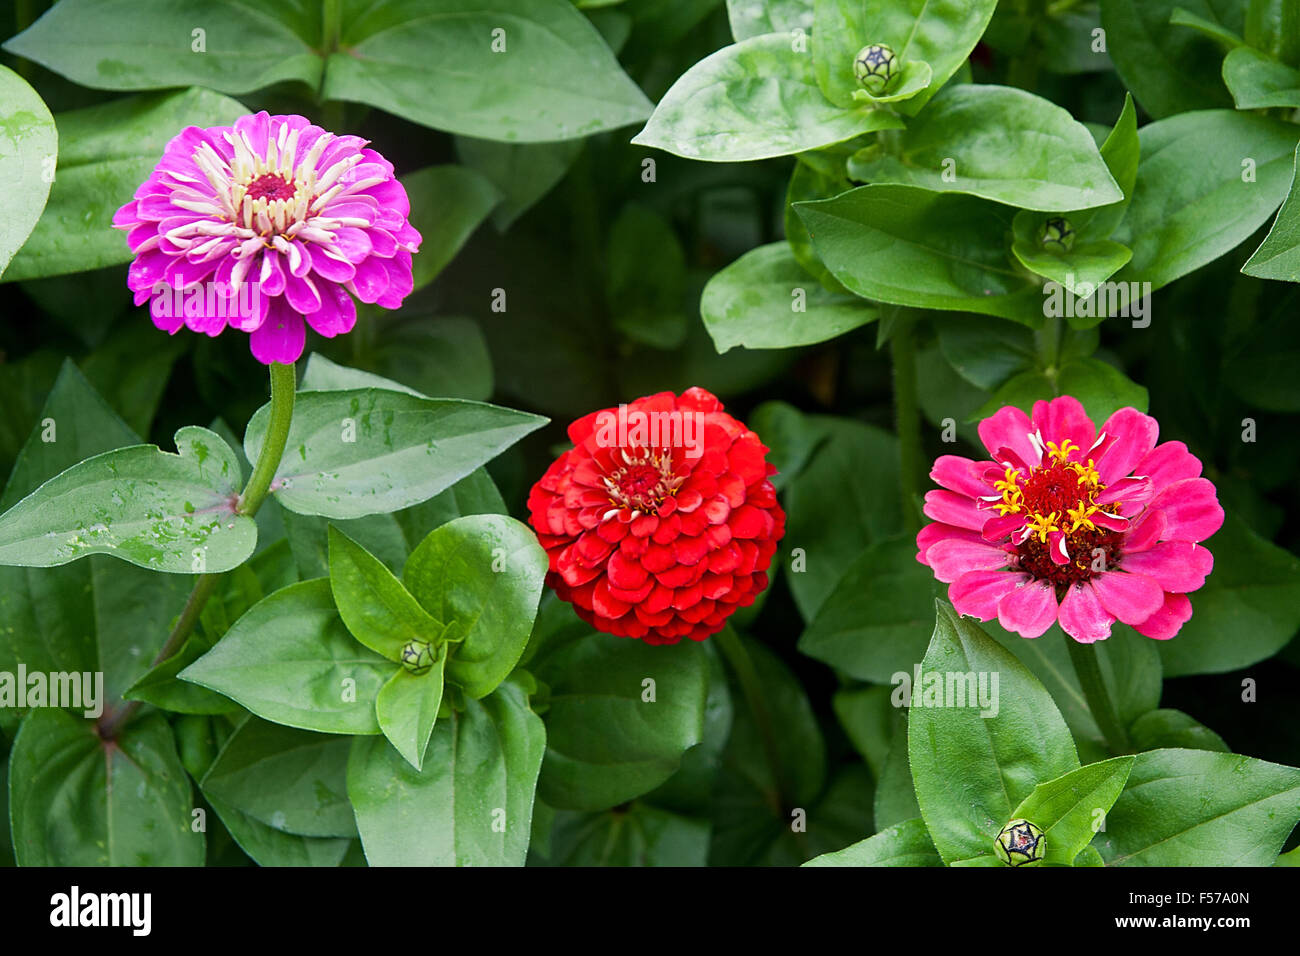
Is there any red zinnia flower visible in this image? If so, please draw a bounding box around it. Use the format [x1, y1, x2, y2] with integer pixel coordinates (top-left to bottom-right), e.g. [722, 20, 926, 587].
[917, 396, 1224, 643]
[527, 388, 785, 645]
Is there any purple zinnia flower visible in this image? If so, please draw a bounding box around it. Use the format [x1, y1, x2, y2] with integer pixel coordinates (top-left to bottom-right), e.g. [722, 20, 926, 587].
[112, 111, 420, 365]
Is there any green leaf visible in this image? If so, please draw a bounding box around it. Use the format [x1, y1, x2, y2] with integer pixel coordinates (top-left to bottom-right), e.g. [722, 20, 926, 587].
[1223, 44, 1300, 109]
[548, 803, 711, 866]
[322, 0, 651, 141]
[454, 136, 583, 231]
[727, 0, 814, 40]
[1080, 92, 1141, 238]
[606, 204, 688, 349]
[1100, 0, 1241, 117]
[874, 721, 922, 828]
[1011, 235, 1133, 297]
[746, 400, 829, 493]
[798, 535, 940, 683]
[124, 630, 243, 715]
[849, 85, 1121, 211]
[908, 602, 1079, 865]
[375, 657, 447, 772]
[783, 417, 901, 619]
[403, 165, 500, 293]
[1095, 748, 1300, 865]
[243, 387, 546, 519]
[0, 65, 56, 279]
[1128, 709, 1229, 753]
[2, 0, 321, 94]
[802, 818, 940, 867]
[298, 352, 423, 397]
[1010, 756, 1134, 865]
[348, 678, 546, 866]
[1113, 110, 1300, 292]
[403, 514, 548, 699]
[1243, 142, 1300, 283]
[969, 358, 1148, 427]
[1156, 514, 1300, 676]
[372, 318, 495, 403]
[701, 242, 875, 352]
[9, 709, 203, 865]
[205, 794, 351, 868]
[632, 33, 904, 162]
[328, 525, 442, 661]
[181, 579, 397, 734]
[201, 717, 357, 838]
[1, 88, 250, 282]
[812, 0, 998, 113]
[796, 186, 1044, 324]
[532, 633, 709, 812]
[0, 424, 256, 573]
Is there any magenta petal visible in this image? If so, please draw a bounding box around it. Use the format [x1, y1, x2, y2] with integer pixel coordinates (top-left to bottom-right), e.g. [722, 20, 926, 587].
[931, 455, 994, 498]
[979, 405, 1040, 468]
[1132, 592, 1193, 640]
[1146, 478, 1224, 543]
[997, 578, 1059, 638]
[982, 513, 1025, 542]
[922, 490, 987, 532]
[1031, 395, 1095, 460]
[149, 295, 185, 333]
[1118, 541, 1213, 593]
[347, 256, 390, 303]
[1091, 570, 1164, 626]
[305, 284, 357, 338]
[950, 570, 1025, 620]
[307, 245, 356, 283]
[925, 537, 1011, 583]
[916, 522, 985, 564]
[1096, 475, 1152, 507]
[1135, 440, 1202, 490]
[1123, 509, 1166, 553]
[259, 249, 287, 297]
[375, 252, 413, 309]
[1057, 582, 1114, 643]
[285, 271, 322, 314]
[249, 303, 306, 365]
[1094, 407, 1158, 484]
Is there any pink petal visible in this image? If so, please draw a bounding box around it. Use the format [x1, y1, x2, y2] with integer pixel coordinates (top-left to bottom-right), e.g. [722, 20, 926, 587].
[1118, 541, 1213, 593]
[1132, 592, 1193, 640]
[1093, 407, 1158, 485]
[922, 490, 986, 532]
[924, 537, 1011, 583]
[979, 405, 1040, 469]
[997, 578, 1059, 638]
[1146, 478, 1224, 543]
[950, 570, 1025, 620]
[305, 283, 357, 338]
[982, 513, 1025, 542]
[931, 455, 993, 498]
[1096, 475, 1152, 507]
[1135, 440, 1202, 491]
[1058, 582, 1114, 644]
[1031, 395, 1095, 460]
[1123, 508, 1166, 553]
[1090, 570, 1164, 626]
[916, 522, 984, 564]
[249, 301, 306, 365]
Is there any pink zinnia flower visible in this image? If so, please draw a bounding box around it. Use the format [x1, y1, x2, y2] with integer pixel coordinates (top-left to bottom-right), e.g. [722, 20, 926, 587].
[917, 396, 1224, 643]
[112, 111, 420, 365]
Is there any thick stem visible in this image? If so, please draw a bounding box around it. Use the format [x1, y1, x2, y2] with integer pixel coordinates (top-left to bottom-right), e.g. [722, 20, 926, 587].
[890, 316, 924, 533]
[98, 362, 297, 740]
[321, 0, 342, 54]
[1066, 637, 1131, 754]
[715, 629, 794, 816]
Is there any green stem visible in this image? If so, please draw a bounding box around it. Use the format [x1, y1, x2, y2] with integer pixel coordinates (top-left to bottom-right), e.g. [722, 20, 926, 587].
[1281, 0, 1300, 69]
[1038, 313, 1063, 389]
[890, 315, 924, 533]
[715, 629, 794, 817]
[1066, 637, 1131, 754]
[98, 362, 297, 740]
[321, 0, 342, 54]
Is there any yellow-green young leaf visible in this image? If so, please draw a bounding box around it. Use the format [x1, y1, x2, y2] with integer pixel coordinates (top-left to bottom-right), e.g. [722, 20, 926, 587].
[700, 242, 875, 353]
[348, 678, 545, 866]
[328, 525, 441, 661]
[243, 387, 546, 520]
[727, 0, 813, 41]
[908, 602, 1079, 865]
[403, 514, 548, 699]
[848, 85, 1121, 211]
[0, 65, 56, 278]
[1223, 45, 1300, 109]
[0, 425, 256, 573]
[9, 709, 203, 865]
[2, 88, 250, 282]
[375, 655, 447, 772]
[322, 0, 651, 141]
[632, 33, 904, 162]
[180, 579, 397, 735]
[1095, 749, 1300, 866]
[2, 0, 321, 93]
[1010, 756, 1135, 865]
[803, 818, 941, 867]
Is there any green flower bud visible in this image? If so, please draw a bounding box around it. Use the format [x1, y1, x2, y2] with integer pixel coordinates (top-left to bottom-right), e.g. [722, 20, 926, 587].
[995, 819, 1046, 866]
[400, 639, 437, 676]
[1039, 216, 1075, 253]
[854, 43, 899, 94]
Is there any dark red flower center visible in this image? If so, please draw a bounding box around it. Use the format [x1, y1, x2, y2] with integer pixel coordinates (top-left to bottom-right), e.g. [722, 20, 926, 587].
[245, 173, 297, 202]
[602, 448, 683, 514]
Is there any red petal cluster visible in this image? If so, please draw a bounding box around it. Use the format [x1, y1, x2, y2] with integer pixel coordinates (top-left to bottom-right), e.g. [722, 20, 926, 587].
[527, 388, 785, 645]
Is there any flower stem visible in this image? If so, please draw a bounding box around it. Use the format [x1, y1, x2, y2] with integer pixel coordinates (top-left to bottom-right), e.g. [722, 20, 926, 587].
[890, 315, 924, 533]
[1066, 637, 1131, 754]
[98, 362, 297, 740]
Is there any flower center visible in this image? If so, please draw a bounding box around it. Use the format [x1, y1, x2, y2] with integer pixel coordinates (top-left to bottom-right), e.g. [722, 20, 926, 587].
[245, 172, 297, 202]
[995, 439, 1124, 588]
[602, 448, 683, 514]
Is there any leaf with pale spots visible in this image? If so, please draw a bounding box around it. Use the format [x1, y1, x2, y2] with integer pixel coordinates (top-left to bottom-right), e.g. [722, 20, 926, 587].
[0, 424, 255, 573]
